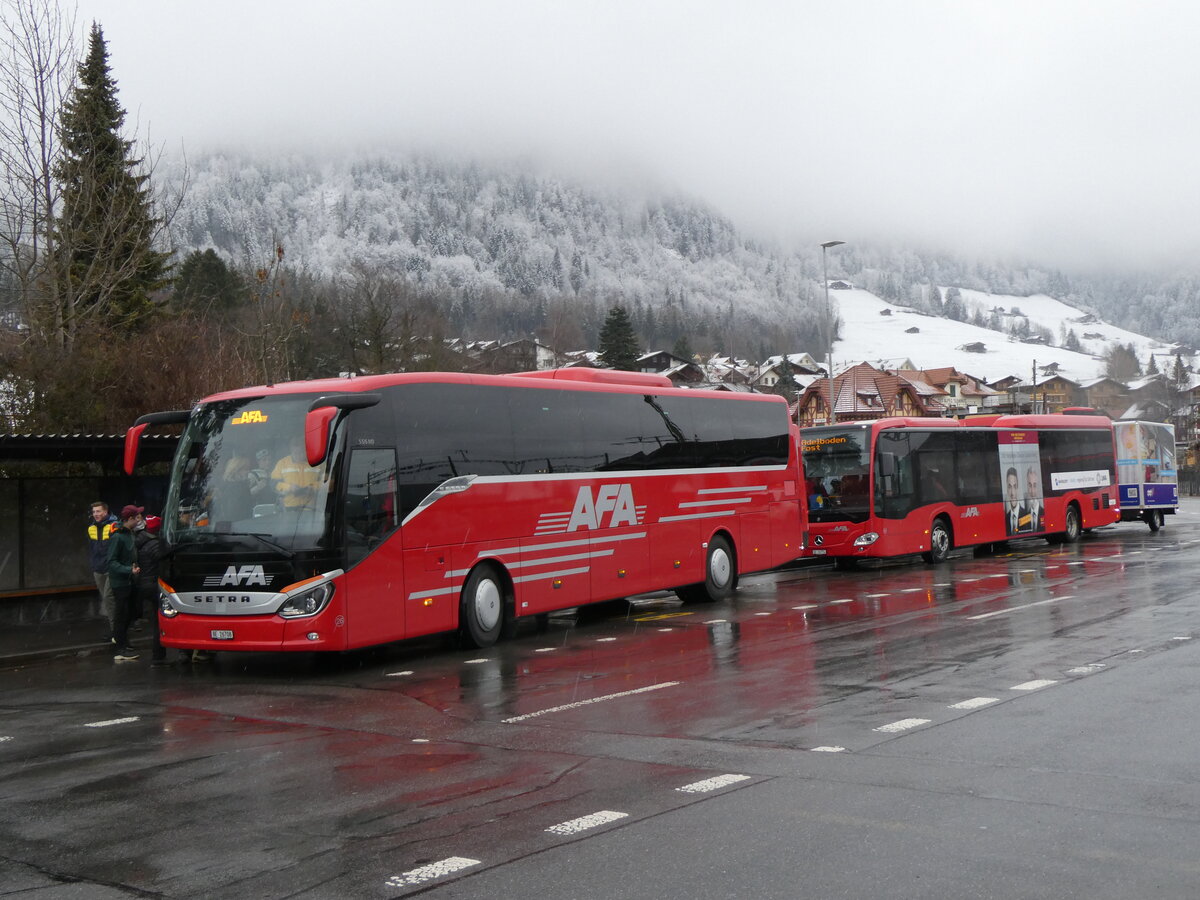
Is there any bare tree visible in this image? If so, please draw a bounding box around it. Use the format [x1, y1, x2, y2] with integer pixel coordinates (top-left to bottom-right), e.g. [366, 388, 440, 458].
[0, 0, 76, 319]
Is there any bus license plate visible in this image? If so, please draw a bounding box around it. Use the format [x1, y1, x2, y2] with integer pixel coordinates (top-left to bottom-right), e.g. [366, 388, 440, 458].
[812, 549, 826, 555]
[210, 629, 234, 640]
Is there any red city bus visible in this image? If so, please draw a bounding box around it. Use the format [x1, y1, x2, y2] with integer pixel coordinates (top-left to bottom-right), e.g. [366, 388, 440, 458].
[124, 368, 808, 651]
[800, 413, 1119, 565]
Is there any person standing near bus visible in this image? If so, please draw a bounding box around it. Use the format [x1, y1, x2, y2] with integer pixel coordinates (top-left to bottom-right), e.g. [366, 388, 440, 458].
[132, 510, 167, 666]
[271, 437, 321, 510]
[87, 501, 118, 640]
[107, 505, 143, 661]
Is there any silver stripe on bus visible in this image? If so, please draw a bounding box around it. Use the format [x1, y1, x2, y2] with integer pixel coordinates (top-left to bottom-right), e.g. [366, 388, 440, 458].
[657, 510, 738, 523]
[513, 566, 590, 585]
[407, 585, 460, 600]
[697, 485, 767, 494]
[485, 531, 647, 557]
[677, 498, 754, 508]
[446, 549, 615, 578]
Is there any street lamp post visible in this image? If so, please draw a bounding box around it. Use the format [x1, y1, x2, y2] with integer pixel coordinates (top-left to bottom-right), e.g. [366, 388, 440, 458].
[820, 240, 845, 425]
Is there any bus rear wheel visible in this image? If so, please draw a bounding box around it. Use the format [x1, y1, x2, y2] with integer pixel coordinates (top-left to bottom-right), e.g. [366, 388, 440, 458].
[460, 563, 508, 648]
[677, 535, 737, 603]
[922, 517, 952, 564]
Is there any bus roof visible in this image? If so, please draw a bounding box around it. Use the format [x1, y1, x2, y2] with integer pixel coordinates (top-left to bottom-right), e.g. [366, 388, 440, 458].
[197, 368, 790, 406]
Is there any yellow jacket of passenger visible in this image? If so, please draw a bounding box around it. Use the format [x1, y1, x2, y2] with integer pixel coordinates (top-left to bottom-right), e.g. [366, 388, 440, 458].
[271, 454, 321, 509]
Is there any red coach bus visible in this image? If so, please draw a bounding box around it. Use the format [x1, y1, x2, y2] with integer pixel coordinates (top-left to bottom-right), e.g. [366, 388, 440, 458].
[800, 413, 1119, 566]
[124, 369, 807, 651]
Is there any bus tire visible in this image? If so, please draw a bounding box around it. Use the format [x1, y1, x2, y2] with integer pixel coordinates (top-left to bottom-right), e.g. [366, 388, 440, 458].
[1062, 503, 1082, 543]
[703, 534, 737, 602]
[921, 517, 952, 564]
[460, 563, 508, 648]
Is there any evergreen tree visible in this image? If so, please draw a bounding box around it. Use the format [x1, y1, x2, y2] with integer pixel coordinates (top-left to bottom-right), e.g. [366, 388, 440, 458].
[598, 305, 640, 370]
[1146, 353, 1159, 375]
[172, 249, 241, 314]
[1064, 328, 1082, 352]
[672, 334, 694, 361]
[51, 23, 171, 339]
[1172, 352, 1188, 388]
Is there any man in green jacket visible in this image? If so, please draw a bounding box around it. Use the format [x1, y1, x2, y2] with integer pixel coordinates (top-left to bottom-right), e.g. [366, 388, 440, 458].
[107, 505, 143, 661]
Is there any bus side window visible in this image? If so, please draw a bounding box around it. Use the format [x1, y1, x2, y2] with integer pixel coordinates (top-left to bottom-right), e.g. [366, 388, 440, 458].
[344, 448, 400, 566]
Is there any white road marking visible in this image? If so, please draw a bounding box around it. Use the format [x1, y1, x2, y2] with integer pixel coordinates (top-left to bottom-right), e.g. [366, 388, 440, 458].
[900, 588, 924, 593]
[546, 810, 628, 835]
[534, 648, 555, 653]
[704, 619, 728, 624]
[0, 736, 11, 743]
[874, 718, 931, 733]
[793, 604, 818, 610]
[463, 658, 490, 664]
[1011, 679, 1057, 691]
[1067, 664, 1106, 675]
[949, 697, 999, 710]
[385, 670, 414, 677]
[385, 857, 480, 887]
[1172, 636, 1192, 641]
[866, 593, 889, 598]
[83, 717, 140, 728]
[676, 774, 752, 793]
[596, 637, 617, 642]
[502, 682, 680, 723]
[830, 598, 854, 604]
[967, 595, 1074, 620]
[811, 746, 846, 752]
[412, 738, 429, 743]
[657, 628, 673, 632]
[754, 612, 772, 616]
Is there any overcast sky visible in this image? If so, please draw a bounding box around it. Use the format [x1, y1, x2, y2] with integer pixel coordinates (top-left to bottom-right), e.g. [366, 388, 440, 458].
[72, 0, 1200, 271]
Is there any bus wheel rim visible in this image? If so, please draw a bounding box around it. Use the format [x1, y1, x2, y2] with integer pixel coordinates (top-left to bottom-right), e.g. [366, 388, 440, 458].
[711, 548, 731, 587]
[474, 579, 501, 630]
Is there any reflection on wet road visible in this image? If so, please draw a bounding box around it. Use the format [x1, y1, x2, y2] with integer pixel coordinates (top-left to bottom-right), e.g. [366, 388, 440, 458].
[3, 511, 1200, 897]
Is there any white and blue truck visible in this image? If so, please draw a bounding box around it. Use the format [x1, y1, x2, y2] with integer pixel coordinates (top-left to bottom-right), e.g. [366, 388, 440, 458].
[1114, 420, 1178, 531]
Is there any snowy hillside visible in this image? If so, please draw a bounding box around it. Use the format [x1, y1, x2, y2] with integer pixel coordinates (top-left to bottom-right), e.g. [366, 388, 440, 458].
[830, 287, 1187, 383]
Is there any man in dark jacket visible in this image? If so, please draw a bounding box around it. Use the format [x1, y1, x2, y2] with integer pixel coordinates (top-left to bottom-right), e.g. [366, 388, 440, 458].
[132, 511, 167, 665]
[107, 505, 142, 661]
[87, 502, 118, 638]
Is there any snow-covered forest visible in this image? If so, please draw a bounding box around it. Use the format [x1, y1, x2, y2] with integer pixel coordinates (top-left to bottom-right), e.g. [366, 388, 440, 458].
[165, 150, 1200, 356]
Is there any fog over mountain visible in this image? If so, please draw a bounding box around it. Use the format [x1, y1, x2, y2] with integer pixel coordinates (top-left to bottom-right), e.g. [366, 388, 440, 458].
[164, 150, 1199, 363]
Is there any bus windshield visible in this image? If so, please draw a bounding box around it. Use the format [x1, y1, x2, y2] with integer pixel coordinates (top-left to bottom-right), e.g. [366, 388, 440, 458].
[801, 425, 872, 522]
[164, 396, 336, 550]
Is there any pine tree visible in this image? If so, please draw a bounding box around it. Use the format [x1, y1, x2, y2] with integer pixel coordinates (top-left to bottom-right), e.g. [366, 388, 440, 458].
[672, 334, 694, 361]
[1172, 352, 1188, 388]
[598, 305, 640, 370]
[1146, 354, 1159, 376]
[51, 23, 171, 340]
[172, 249, 241, 314]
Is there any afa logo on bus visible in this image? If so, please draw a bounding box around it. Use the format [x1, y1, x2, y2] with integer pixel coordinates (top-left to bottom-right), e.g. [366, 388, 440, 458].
[568, 484, 639, 531]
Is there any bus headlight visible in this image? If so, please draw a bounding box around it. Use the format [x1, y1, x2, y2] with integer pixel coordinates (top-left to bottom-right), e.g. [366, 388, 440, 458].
[853, 532, 880, 547]
[160, 590, 178, 618]
[278, 582, 335, 618]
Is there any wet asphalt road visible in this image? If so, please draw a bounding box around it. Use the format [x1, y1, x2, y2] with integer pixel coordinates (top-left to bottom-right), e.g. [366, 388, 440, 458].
[4, 504, 1200, 898]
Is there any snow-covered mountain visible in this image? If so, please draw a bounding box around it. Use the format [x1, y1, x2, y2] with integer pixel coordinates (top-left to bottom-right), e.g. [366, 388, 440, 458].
[163, 150, 1191, 372]
[828, 286, 1186, 383]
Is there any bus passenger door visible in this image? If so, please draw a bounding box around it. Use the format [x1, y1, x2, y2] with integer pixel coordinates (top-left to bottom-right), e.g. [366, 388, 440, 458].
[343, 448, 408, 646]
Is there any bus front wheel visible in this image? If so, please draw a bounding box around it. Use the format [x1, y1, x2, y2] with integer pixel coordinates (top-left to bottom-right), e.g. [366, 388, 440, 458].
[922, 517, 952, 564]
[460, 563, 508, 648]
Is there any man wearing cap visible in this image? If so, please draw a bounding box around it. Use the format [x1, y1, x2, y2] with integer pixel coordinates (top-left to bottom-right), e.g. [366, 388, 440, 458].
[106, 505, 143, 661]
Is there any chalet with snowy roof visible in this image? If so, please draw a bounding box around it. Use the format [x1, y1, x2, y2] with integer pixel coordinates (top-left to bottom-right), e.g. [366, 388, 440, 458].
[661, 361, 706, 387]
[471, 338, 560, 374]
[637, 350, 694, 374]
[753, 354, 824, 391]
[1032, 375, 1083, 414]
[1079, 377, 1130, 420]
[894, 367, 1000, 415]
[796, 362, 943, 427]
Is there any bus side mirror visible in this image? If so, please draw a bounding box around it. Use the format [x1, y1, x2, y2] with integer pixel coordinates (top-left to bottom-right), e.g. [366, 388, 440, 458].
[304, 392, 383, 466]
[878, 452, 896, 478]
[305, 407, 338, 467]
[124, 409, 190, 474]
[123, 424, 149, 476]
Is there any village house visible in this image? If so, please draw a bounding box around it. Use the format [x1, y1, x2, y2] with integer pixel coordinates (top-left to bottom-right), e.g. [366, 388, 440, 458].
[796, 361, 944, 426]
